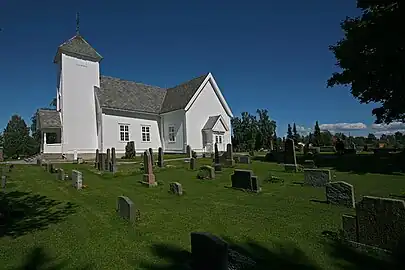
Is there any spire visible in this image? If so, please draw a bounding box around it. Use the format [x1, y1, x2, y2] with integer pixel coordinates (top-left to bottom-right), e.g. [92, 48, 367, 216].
[76, 12, 80, 35]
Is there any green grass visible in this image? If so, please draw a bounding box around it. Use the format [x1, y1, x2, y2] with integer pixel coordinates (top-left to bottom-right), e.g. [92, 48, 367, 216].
[1, 161, 404, 269]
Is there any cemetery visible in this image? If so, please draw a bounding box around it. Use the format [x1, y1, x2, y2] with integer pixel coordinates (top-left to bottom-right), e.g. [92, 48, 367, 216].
[1, 141, 405, 270]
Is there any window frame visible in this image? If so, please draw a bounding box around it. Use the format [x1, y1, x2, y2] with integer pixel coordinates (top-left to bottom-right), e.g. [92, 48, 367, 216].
[141, 125, 151, 142]
[119, 124, 130, 142]
[168, 125, 176, 143]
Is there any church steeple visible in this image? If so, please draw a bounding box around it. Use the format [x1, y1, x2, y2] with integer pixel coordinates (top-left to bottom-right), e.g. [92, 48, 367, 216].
[76, 12, 80, 36]
[53, 13, 103, 63]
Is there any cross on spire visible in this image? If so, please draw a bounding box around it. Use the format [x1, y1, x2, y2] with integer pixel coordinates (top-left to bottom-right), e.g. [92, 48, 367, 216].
[76, 12, 80, 35]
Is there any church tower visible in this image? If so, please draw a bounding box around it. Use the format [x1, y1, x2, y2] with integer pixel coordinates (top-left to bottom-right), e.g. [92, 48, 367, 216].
[54, 13, 103, 157]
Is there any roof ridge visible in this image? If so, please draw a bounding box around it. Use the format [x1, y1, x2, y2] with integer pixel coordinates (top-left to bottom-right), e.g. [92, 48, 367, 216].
[100, 75, 166, 90]
[166, 73, 209, 90]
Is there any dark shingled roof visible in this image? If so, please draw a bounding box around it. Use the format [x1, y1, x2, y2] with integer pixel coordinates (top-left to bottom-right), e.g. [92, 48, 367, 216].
[95, 73, 209, 114]
[54, 35, 103, 63]
[160, 74, 208, 113]
[95, 76, 167, 114]
[37, 109, 61, 129]
[202, 115, 221, 130]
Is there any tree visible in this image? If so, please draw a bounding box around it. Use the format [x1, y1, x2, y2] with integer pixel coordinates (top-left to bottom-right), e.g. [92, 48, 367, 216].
[313, 121, 322, 146]
[292, 123, 300, 144]
[0, 132, 3, 147]
[3, 115, 35, 158]
[287, 124, 293, 140]
[30, 111, 41, 154]
[256, 109, 276, 150]
[327, 2, 405, 124]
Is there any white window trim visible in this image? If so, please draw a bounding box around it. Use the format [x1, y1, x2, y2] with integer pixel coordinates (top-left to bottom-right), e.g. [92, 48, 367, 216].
[168, 125, 176, 143]
[141, 125, 151, 143]
[119, 123, 130, 142]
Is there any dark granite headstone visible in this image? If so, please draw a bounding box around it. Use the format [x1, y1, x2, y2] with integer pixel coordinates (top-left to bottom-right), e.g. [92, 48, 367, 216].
[117, 196, 136, 222]
[191, 232, 228, 270]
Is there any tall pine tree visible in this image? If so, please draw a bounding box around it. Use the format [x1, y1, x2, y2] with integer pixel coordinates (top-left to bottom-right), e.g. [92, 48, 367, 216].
[314, 121, 322, 146]
[3, 115, 35, 158]
[292, 123, 300, 144]
[287, 124, 293, 139]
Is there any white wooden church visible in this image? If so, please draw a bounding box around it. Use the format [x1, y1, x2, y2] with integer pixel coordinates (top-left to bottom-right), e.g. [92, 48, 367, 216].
[37, 31, 233, 160]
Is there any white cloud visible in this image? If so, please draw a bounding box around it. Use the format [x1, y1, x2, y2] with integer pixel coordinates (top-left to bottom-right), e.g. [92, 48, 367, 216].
[319, 123, 367, 132]
[370, 122, 405, 136]
[295, 125, 312, 136]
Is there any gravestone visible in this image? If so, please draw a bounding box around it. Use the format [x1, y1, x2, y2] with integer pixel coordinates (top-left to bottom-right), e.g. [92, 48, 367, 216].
[191, 232, 229, 270]
[326, 181, 355, 208]
[98, 153, 107, 171]
[44, 162, 50, 172]
[224, 144, 235, 167]
[157, 147, 164, 167]
[284, 164, 298, 173]
[77, 157, 84, 164]
[284, 138, 297, 171]
[148, 148, 154, 165]
[48, 163, 55, 173]
[303, 160, 316, 169]
[190, 157, 196, 170]
[303, 169, 331, 187]
[57, 168, 65, 181]
[214, 143, 222, 172]
[342, 214, 357, 242]
[73, 150, 78, 161]
[239, 155, 250, 164]
[117, 196, 136, 222]
[106, 148, 111, 171]
[197, 165, 215, 180]
[1, 175, 6, 189]
[110, 147, 117, 173]
[36, 158, 42, 166]
[186, 145, 192, 158]
[95, 149, 99, 168]
[72, 170, 83, 190]
[142, 150, 157, 187]
[231, 169, 261, 192]
[356, 196, 405, 251]
[169, 182, 183, 195]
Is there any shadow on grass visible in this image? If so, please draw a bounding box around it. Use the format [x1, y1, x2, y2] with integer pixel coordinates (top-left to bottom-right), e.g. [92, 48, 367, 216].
[0, 191, 77, 238]
[139, 238, 321, 270]
[322, 237, 405, 270]
[12, 246, 92, 270]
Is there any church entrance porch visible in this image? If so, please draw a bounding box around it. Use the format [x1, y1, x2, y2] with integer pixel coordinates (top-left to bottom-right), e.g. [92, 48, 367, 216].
[41, 129, 62, 154]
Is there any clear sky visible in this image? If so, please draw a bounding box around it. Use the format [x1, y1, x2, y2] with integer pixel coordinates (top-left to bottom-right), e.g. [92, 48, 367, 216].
[0, 0, 402, 137]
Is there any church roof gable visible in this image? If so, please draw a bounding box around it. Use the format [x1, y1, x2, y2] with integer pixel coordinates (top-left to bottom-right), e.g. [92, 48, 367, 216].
[160, 74, 208, 114]
[54, 35, 103, 63]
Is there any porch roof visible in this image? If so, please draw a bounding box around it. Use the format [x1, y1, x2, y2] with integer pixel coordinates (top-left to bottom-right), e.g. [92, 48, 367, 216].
[202, 115, 229, 131]
[37, 109, 61, 129]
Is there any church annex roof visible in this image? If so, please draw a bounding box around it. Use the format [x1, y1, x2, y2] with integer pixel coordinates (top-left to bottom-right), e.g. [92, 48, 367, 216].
[96, 76, 166, 114]
[37, 109, 61, 129]
[95, 73, 209, 114]
[202, 115, 221, 130]
[54, 35, 103, 63]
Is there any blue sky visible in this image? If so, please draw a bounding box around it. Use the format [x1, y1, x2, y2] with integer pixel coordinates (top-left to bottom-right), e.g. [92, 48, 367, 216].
[0, 0, 403, 137]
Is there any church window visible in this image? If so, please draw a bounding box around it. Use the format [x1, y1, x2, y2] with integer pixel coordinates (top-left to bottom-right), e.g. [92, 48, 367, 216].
[168, 126, 176, 142]
[119, 124, 130, 141]
[142, 126, 151, 142]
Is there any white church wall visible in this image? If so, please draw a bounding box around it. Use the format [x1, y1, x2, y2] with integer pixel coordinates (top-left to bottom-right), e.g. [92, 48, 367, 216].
[160, 109, 185, 153]
[60, 53, 99, 154]
[102, 109, 162, 154]
[185, 79, 231, 153]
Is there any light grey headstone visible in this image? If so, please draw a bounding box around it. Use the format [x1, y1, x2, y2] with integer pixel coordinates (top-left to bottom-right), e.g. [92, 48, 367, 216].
[58, 168, 65, 181]
[169, 182, 183, 195]
[304, 169, 331, 187]
[1, 175, 6, 189]
[356, 196, 405, 251]
[326, 181, 355, 208]
[72, 170, 83, 190]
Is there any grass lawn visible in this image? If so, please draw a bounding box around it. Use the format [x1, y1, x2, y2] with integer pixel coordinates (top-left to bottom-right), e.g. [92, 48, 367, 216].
[1, 160, 404, 269]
